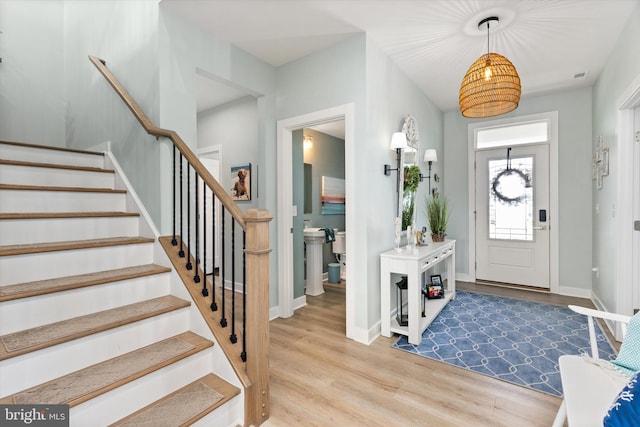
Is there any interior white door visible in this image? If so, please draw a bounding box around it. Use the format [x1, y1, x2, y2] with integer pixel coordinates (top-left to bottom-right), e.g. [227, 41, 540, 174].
[199, 157, 221, 271]
[475, 144, 550, 288]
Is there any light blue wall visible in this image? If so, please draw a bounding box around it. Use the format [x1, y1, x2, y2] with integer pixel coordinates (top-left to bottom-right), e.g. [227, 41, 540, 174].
[592, 3, 640, 311]
[197, 96, 259, 201]
[0, 0, 65, 146]
[276, 34, 370, 330]
[158, 5, 280, 304]
[197, 96, 259, 281]
[62, 0, 162, 225]
[444, 87, 593, 293]
[365, 39, 444, 327]
[277, 34, 444, 335]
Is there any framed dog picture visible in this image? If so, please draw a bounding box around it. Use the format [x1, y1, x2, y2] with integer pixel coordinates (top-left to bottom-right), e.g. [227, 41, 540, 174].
[230, 163, 251, 201]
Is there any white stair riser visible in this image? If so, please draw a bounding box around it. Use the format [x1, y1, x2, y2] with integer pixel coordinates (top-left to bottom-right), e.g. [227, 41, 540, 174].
[0, 309, 191, 396]
[0, 164, 115, 189]
[192, 396, 242, 427]
[71, 350, 214, 427]
[0, 216, 139, 245]
[0, 189, 126, 213]
[0, 243, 154, 286]
[0, 144, 104, 169]
[0, 273, 171, 334]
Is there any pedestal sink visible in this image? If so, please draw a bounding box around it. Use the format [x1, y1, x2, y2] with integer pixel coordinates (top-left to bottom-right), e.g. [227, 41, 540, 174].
[304, 228, 327, 296]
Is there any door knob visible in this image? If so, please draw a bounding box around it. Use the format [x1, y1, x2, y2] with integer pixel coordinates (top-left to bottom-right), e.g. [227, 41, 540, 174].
[533, 225, 546, 230]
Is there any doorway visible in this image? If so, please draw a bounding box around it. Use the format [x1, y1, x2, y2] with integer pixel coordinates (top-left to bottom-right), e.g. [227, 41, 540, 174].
[276, 103, 356, 341]
[468, 111, 559, 293]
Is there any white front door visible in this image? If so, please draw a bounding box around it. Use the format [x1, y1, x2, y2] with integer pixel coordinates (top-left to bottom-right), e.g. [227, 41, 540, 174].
[475, 144, 550, 288]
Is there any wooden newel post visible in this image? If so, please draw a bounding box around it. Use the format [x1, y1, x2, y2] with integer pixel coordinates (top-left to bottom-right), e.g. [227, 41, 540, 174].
[243, 209, 273, 426]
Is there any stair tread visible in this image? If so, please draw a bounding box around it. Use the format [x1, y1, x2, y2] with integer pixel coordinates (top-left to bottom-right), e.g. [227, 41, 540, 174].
[110, 373, 240, 427]
[0, 140, 104, 156]
[0, 211, 140, 220]
[0, 295, 191, 361]
[0, 331, 212, 407]
[0, 159, 114, 174]
[0, 236, 155, 256]
[0, 183, 125, 193]
[0, 264, 171, 302]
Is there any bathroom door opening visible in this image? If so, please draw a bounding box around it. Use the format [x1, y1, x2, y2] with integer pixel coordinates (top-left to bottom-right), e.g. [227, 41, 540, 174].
[277, 104, 356, 342]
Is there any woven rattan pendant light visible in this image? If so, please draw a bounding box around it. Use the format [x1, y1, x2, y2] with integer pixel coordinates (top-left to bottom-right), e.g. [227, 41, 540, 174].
[459, 16, 520, 118]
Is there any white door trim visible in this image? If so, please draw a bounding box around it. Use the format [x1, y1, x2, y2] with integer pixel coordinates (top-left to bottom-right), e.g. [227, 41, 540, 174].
[616, 73, 640, 320]
[276, 103, 356, 341]
[467, 111, 559, 294]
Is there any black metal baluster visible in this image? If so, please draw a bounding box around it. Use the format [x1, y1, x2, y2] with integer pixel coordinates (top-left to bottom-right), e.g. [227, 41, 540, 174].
[186, 165, 192, 270]
[171, 145, 177, 246]
[178, 154, 185, 258]
[220, 209, 227, 327]
[230, 218, 237, 344]
[202, 184, 208, 296]
[194, 175, 200, 283]
[241, 230, 247, 362]
[211, 195, 218, 311]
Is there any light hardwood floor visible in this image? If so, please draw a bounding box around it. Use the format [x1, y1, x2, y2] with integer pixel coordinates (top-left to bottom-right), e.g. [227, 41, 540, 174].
[266, 281, 612, 427]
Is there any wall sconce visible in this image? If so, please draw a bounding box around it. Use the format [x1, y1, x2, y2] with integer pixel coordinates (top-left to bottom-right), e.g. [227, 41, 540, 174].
[384, 132, 408, 182]
[384, 132, 408, 216]
[419, 149, 438, 195]
[303, 135, 313, 150]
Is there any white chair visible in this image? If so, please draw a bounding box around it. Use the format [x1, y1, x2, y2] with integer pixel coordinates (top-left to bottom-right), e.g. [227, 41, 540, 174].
[552, 305, 632, 427]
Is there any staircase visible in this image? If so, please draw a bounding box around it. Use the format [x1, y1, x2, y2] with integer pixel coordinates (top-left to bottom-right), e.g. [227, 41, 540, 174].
[0, 141, 242, 426]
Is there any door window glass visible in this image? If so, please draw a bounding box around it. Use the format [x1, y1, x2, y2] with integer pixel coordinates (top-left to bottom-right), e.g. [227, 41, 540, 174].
[477, 121, 548, 149]
[488, 156, 534, 240]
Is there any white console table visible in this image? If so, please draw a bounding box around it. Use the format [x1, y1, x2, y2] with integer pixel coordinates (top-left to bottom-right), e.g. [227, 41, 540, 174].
[380, 240, 455, 345]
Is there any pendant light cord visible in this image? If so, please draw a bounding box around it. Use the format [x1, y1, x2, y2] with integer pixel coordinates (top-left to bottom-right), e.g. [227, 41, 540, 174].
[486, 20, 490, 55]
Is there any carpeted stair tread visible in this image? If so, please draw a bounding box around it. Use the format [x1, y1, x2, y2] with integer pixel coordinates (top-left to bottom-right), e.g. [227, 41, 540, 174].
[0, 236, 154, 257]
[0, 140, 105, 156]
[0, 158, 115, 174]
[110, 374, 240, 427]
[0, 264, 171, 302]
[0, 183, 126, 193]
[0, 295, 190, 360]
[0, 331, 213, 406]
[0, 211, 140, 220]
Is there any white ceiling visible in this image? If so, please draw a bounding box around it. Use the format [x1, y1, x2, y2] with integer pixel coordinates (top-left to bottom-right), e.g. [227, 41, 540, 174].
[167, 0, 638, 113]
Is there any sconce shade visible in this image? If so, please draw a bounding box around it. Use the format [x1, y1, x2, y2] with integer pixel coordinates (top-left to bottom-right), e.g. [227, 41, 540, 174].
[390, 132, 408, 150]
[424, 149, 437, 163]
[303, 135, 313, 149]
[459, 52, 521, 118]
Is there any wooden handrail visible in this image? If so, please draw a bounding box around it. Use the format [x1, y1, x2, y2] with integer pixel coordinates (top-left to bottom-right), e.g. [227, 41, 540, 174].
[88, 55, 245, 229]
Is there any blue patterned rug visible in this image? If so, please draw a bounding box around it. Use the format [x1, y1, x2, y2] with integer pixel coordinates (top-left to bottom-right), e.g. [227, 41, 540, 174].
[393, 291, 617, 397]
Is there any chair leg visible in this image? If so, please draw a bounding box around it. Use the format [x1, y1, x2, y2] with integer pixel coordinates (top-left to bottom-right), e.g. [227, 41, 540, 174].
[552, 400, 567, 427]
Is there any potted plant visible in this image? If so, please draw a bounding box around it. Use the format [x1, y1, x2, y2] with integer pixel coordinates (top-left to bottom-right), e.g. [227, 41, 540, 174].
[425, 195, 450, 242]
